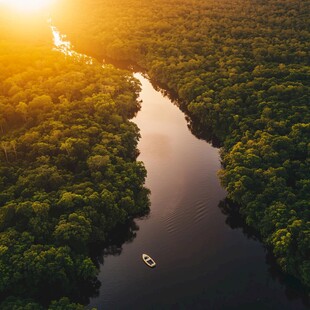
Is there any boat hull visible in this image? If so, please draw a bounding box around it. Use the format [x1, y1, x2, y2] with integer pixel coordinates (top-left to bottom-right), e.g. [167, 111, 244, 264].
[142, 254, 156, 268]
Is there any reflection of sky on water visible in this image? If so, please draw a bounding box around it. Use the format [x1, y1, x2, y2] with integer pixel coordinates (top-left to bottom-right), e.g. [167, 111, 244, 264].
[50, 24, 93, 64]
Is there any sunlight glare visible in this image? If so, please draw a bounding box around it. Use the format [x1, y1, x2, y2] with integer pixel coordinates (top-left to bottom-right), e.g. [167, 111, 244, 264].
[0, 0, 54, 13]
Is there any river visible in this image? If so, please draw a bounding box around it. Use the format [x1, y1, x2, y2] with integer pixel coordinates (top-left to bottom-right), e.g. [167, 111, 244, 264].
[51, 28, 308, 310]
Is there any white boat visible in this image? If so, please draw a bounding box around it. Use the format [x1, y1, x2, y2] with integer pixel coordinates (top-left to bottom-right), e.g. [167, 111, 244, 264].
[142, 253, 156, 268]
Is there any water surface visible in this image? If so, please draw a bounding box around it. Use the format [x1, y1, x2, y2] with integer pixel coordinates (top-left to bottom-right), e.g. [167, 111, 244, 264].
[88, 74, 308, 309]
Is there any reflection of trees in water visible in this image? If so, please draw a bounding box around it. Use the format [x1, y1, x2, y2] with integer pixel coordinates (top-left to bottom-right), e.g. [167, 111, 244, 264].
[265, 251, 310, 307]
[186, 116, 222, 147]
[148, 76, 222, 147]
[90, 220, 142, 266]
[104, 220, 141, 255]
[219, 198, 310, 307]
[80, 214, 148, 304]
[69, 278, 101, 306]
[218, 199, 260, 241]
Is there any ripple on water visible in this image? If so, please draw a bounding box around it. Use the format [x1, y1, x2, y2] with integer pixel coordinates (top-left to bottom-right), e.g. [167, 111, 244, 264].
[162, 207, 183, 236]
[193, 200, 209, 225]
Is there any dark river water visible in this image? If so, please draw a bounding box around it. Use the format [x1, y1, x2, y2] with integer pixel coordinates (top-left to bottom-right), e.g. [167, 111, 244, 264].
[51, 28, 308, 310]
[87, 74, 308, 309]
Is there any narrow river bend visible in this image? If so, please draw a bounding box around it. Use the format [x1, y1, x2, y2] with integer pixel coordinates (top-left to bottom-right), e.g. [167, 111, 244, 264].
[51, 28, 308, 310]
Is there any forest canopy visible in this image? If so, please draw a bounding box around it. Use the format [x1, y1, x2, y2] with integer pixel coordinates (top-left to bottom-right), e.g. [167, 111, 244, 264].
[0, 41, 149, 308]
[52, 0, 310, 288]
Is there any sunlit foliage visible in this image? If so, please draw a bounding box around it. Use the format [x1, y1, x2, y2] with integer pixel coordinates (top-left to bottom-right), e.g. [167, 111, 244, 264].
[0, 41, 149, 307]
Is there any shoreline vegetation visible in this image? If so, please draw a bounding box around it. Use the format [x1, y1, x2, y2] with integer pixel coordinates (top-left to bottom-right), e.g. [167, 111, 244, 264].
[52, 0, 309, 290]
[0, 40, 150, 308]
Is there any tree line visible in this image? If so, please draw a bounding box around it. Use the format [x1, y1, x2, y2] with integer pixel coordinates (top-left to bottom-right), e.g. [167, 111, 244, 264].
[52, 0, 310, 288]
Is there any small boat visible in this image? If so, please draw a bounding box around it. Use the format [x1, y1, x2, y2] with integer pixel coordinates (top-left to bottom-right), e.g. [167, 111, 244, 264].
[142, 253, 156, 268]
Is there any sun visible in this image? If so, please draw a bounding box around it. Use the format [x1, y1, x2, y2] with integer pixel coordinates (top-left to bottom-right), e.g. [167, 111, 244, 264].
[0, 0, 54, 13]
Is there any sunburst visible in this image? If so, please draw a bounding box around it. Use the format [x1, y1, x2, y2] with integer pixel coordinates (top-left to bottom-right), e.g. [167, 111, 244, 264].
[0, 0, 54, 13]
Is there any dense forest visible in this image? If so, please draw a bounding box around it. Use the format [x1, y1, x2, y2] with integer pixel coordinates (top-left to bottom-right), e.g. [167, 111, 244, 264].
[52, 0, 310, 288]
[0, 40, 149, 308]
